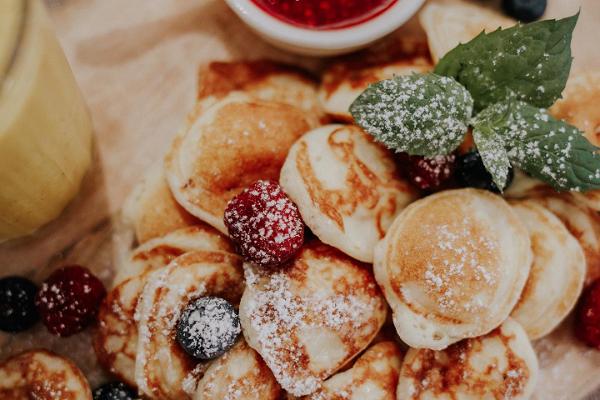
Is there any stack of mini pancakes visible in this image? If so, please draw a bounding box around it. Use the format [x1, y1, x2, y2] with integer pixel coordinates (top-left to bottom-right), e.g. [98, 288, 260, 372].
[85, 2, 600, 400]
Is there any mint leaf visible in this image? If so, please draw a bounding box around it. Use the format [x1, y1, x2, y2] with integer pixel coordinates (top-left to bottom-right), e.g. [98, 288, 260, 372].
[472, 104, 512, 190]
[434, 14, 578, 111]
[349, 73, 473, 157]
[477, 101, 600, 191]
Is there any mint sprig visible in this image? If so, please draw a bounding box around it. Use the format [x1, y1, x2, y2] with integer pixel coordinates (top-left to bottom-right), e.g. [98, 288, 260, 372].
[435, 14, 578, 111]
[350, 12, 598, 193]
[349, 74, 473, 157]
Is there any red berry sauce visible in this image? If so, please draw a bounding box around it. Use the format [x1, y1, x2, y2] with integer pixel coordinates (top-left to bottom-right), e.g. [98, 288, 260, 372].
[224, 180, 304, 267]
[251, 0, 398, 30]
[576, 279, 600, 349]
[35, 265, 106, 337]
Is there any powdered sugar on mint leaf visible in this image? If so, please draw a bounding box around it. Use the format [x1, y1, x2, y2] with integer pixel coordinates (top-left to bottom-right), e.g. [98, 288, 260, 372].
[350, 73, 473, 157]
[434, 14, 578, 111]
[475, 100, 600, 191]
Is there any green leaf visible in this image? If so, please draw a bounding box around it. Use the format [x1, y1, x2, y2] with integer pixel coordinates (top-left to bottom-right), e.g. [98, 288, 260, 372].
[349, 73, 473, 157]
[434, 13, 578, 111]
[471, 104, 512, 190]
[477, 101, 600, 191]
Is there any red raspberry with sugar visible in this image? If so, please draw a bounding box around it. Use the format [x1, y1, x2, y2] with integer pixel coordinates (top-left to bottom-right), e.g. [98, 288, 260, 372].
[224, 180, 304, 267]
[576, 279, 600, 349]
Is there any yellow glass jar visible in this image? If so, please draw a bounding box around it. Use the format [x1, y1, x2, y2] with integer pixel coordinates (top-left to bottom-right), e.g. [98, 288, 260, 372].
[0, 0, 93, 242]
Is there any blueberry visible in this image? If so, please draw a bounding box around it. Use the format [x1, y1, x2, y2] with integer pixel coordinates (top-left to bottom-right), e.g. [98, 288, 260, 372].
[176, 297, 241, 360]
[0, 276, 39, 332]
[502, 0, 547, 22]
[93, 382, 138, 400]
[456, 151, 514, 193]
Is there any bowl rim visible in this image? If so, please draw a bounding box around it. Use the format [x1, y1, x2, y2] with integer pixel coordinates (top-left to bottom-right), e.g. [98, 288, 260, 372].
[224, 0, 426, 51]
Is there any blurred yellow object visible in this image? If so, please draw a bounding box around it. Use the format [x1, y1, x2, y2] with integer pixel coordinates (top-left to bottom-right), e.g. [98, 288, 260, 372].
[0, 0, 92, 242]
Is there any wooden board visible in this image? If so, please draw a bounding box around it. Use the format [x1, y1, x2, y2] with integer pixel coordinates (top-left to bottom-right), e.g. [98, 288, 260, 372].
[0, 0, 599, 398]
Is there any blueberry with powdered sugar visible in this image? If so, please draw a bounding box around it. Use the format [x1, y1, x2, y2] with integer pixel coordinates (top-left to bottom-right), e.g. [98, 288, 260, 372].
[176, 296, 241, 360]
[93, 382, 138, 400]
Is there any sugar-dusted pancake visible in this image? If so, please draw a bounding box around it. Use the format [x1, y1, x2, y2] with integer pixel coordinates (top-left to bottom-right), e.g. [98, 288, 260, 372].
[114, 225, 233, 286]
[529, 194, 600, 285]
[94, 274, 145, 387]
[193, 60, 325, 128]
[240, 241, 387, 397]
[318, 40, 432, 121]
[122, 163, 199, 244]
[281, 125, 417, 263]
[419, 0, 514, 62]
[135, 250, 244, 399]
[0, 350, 92, 399]
[550, 71, 600, 212]
[510, 201, 586, 340]
[165, 93, 311, 233]
[397, 318, 538, 400]
[302, 341, 403, 400]
[374, 189, 532, 350]
[193, 340, 281, 400]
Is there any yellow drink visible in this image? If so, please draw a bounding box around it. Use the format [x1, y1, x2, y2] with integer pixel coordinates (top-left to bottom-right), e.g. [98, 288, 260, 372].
[0, 0, 93, 242]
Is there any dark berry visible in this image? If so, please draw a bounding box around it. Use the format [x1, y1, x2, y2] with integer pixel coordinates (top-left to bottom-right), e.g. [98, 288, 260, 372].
[224, 180, 304, 267]
[0, 276, 39, 332]
[502, 0, 546, 22]
[576, 279, 600, 349]
[176, 297, 241, 360]
[93, 382, 138, 400]
[35, 265, 106, 337]
[402, 154, 457, 191]
[456, 151, 514, 193]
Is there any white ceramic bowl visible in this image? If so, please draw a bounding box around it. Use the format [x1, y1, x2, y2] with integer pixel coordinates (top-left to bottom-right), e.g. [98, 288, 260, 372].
[224, 0, 426, 56]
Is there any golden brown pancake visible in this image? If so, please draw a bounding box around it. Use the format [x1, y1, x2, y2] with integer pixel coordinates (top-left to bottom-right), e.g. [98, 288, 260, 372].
[529, 193, 600, 285]
[0, 350, 92, 400]
[122, 163, 199, 244]
[397, 318, 538, 400]
[135, 250, 244, 399]
[510, 201, 586, 340]
[374, 189, 532, 350]
[114, 225, 234, 286]
[280, 124, 418, 262]
[193, 340, 281, 400]
[419, 0, 514, 62]
[165, 93, 311, 233]
[240, 240, 387, 397]
[319, 40, 432, 121]
[194, 60, 325, 128]
[302, 341, 403, 400]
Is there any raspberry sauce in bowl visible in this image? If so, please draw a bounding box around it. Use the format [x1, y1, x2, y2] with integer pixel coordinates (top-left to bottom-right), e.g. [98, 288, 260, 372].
[225, 0, 425, 55]
[250, 0, 398, 30]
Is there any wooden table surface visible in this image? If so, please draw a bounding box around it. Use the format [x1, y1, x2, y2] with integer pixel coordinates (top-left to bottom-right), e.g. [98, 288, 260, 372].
[0, 0, 599, 398]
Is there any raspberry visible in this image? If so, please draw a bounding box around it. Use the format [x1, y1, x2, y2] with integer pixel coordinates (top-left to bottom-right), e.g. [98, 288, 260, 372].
[576, 279, 600, 348]
[35, 265, 106, 337]
[0, 276, 39, 332]
[401, 153, 457, 191]
[224, 180, 304, 267]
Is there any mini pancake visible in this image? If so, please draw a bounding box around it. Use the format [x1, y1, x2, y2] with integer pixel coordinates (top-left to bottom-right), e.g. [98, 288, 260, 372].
[239, 241, 387, 397]
[397, 318, 538, 400]
[0, 350, 92, 399]
[135, 250, 244, 399]
[165, 93, 311, 233]
[193, 340, 281, 400]
[122, 163, 199, 244]
[374, 189, 532, 350]
[504, 170, 550, 199]
[318, 40, 432, 121]
[302, 341, 403, 400]
[550, 71, 600, 212]
[193, 60, 325, 128]
[510, 200, 586, 340]
[94, 274, 146, 387]
[280, 124, 418, 262]
[529, 194, 600, 285]
[114, 225, 234, 285]
[419, 0, 514, 62]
